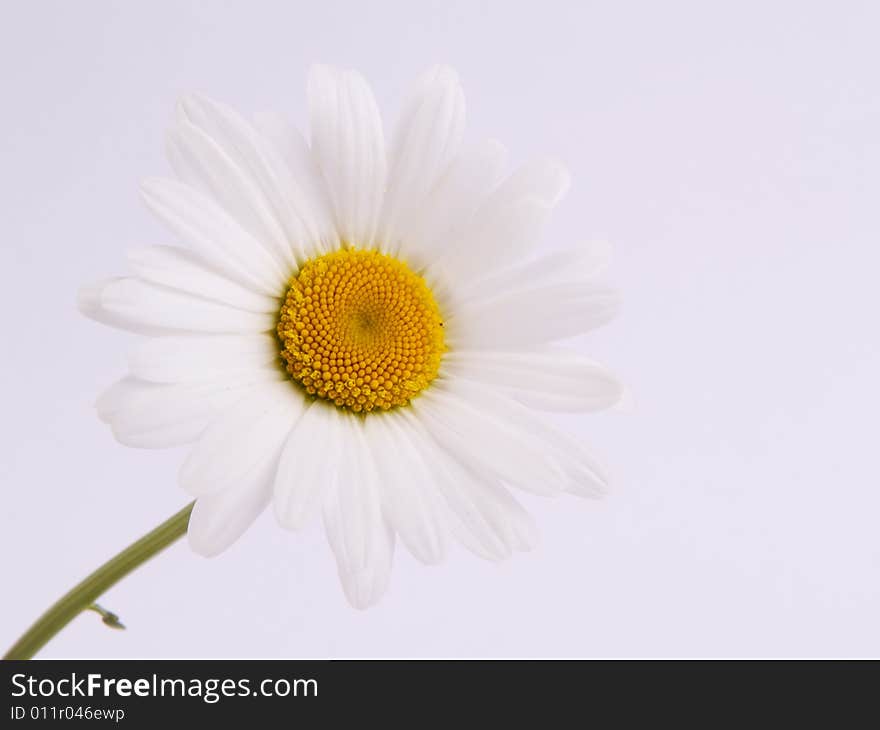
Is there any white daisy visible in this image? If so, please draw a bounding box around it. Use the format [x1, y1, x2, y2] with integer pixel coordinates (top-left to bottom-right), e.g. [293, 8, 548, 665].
[79, 65, 622, 609]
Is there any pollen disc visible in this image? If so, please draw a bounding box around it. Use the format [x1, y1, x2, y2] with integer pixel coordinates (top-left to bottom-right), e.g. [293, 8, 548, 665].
[277, 249, 446, 413]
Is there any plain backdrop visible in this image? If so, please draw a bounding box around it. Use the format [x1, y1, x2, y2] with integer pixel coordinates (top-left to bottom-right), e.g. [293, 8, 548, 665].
[1, 0, 878, 658]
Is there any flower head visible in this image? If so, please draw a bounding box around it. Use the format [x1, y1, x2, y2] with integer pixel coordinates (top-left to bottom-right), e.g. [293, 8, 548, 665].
[80, 65, 622, 608]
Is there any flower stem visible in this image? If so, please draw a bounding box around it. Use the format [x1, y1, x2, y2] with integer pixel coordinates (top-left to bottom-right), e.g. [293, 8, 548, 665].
[3, 501, 194, 660]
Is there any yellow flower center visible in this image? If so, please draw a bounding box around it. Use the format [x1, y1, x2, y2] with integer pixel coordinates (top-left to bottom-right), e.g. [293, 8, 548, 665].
[277, 248, 446, 413]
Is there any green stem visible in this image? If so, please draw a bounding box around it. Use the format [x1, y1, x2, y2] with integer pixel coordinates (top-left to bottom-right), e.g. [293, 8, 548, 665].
[4, 501, 194, 660]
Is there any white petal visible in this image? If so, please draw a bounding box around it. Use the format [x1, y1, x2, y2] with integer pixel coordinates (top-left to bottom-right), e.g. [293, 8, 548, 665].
[400, 410, 517, 560]
[308, 65, 387, 246]
[95, 375, 274, 449]
[407, 139, 508, 267]
[448, 282, 620, 349]
[444, 196, 552, 282]
[128, 334, 279, 383]
[141, 177, 286, 295]
[493, 157, 570, 208]
[382, 65, 465, 253]
[188, 454, 276, 557]
[322, 415, 394, 609]
[443, 349, 623, 412]
[99, 278, 275, 334]
[78, 278, 170, 336]
[176, 94, 333, 265]
[179, 380, 305, 496]
[612, 385, 636, 413]
[167, 116, 295, 270]
[457, 240, 613, 302]
[442, 379, 609, 498]
[253, 111, 340, 256]
[435, 157, 568, 281]
[127, 245, 279, 313]
[413, 387, 566, 496]
[365, 412, 445, 564]
[274, 402, 343, 530]
[490, 484, 540, 551]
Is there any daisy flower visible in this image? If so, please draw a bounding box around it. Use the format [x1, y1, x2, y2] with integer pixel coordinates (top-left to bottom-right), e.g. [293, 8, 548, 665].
[78, 65, 622, 609]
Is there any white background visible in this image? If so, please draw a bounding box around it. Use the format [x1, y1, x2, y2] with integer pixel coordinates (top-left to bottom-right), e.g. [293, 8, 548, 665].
[2, 0, 878, 658]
